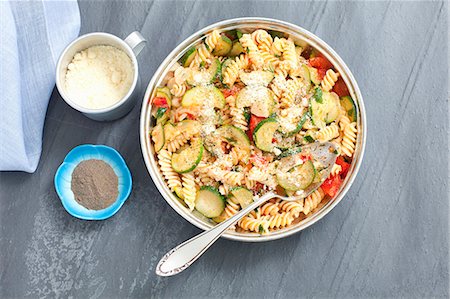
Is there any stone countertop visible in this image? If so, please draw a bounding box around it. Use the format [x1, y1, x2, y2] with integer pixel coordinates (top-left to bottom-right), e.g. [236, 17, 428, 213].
[0, 1, 448, 298]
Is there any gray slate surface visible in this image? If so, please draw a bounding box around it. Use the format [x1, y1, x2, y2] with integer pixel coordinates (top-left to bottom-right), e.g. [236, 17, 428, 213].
[0, 1, 448, 298]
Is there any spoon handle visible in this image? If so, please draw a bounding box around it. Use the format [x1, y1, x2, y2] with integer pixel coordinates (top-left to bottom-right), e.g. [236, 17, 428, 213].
[155, 192, 275, 276]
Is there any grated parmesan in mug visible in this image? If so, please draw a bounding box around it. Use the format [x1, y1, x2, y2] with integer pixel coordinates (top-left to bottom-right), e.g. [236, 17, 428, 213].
[64, 45, 134, 109]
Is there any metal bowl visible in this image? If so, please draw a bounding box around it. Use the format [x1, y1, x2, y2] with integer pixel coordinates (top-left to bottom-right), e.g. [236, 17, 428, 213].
[140, 18, 366, 242]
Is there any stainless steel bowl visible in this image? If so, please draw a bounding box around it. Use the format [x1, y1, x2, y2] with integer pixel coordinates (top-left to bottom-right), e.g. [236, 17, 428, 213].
[140, 18, 366, 242]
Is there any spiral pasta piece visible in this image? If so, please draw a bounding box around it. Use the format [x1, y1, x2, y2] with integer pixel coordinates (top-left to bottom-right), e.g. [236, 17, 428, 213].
[321, 69, 339, 92]
[222, 54, 249, 87]
[260, 199, 280, 216]
[181, 173, 197, 211]
[240, 34, 264, 68]
[281, 39, 297, 71]
[341, 122, 357, 157]
[230, 106, 248, 131]
[251, 29, 273, 52]
[279, 200, 304, 218]
[303, 187, 325, 215]
[166, 132, 189, 153]
[205, 30, 221, 51]
[316, 123, 340, 142]
[169, 83, 187, 97]
[271, 37, 287, 56]
[157, 150, 182, 192]
[238, 214, 269, 233]
[330, 163, 342, 177]
[263, 212, 295, 230]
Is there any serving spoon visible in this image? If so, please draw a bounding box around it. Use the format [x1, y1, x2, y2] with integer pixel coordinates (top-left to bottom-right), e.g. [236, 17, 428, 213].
[156, 142, 338, 277]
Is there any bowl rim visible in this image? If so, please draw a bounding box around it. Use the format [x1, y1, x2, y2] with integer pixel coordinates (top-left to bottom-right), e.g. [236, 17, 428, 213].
[54, 144, 133, 220]
[139, 17, 367, 242]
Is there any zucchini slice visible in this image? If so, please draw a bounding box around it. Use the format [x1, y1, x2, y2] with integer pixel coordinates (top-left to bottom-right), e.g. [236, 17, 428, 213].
[163, 123, 177, 142]
[239, 70, 274, 87]
[182, 85, 225, 109]
[155, 87, 172, 108]
[236, 86, 275, 118]
[171, 140, 204, 173]
[212, 35, 233, 56]
[186, 58, 222, 86]
[195, 186, 225, 218]
[180, 46, 197, 67]
[253, 118, 279, 152]
[276, 160, 316, 191]
[152, 123, 165, 152]
[340, 96, 357, 122]
[310, 91, 340, 129]
[228, 41, 244, 56]
[308, 66, 321, 85]
[205, 125, 251, 159]
[230, 187, 253, 208]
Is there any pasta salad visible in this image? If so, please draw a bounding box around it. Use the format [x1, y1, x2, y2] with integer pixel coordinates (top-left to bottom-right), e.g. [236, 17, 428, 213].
[150, 28, 358, 234]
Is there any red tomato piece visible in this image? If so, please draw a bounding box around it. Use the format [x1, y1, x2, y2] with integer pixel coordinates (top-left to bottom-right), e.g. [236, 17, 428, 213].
[185, 113, 196, 120]
[317, 68, 327, 80]
[309, 57, 333, 70]
[250, 153, 269, 167]
[153, 97, 169, 108]
[321, 175, 343, 197]
[332, 77, 350, 97]
[221, 85, 241, 98]
[248, 114, 265, 141]
[253, 182, 264, 192]
[336, 156, 351, 177]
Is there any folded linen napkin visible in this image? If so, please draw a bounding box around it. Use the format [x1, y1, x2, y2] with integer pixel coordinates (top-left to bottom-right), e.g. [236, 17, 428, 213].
[0, 1, 80, 172]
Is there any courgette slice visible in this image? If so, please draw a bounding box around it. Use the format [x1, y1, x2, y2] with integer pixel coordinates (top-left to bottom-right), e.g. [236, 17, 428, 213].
[155, 87, 172, 108]
[230, 187, 253, 208]
[195, 186, 225, 218]
[228, 41, 244, 56]
[309, 91, 340, 129]
[253, 118, 279, 152]
[181, 85, 225, 109]
[236, 86, 275, 118]
[171, 140, 204, 173]
[163, 123, 177, 142]
[186, 59, 222, 86]
[276, 160, 316, 191]
[180, 46, 197, 67]
[212, 35, 232, 56]
[239, 70, 274, 87]
[205, 125, 251, 159]
[340, 96, 357, 122]
[308, 66, 321, 85]
[152, 123, 165, 152]
[299, 64, 311, 90]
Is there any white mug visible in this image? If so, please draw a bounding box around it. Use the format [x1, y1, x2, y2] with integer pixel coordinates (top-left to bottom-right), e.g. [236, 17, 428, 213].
[56, 31, 146, 121]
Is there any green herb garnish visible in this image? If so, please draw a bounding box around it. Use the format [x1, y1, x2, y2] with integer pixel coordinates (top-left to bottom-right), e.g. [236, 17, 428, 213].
[313, 87, 323, 103]
[303, 135, 315, 143]
[236, 30, 243, 39]
[155, 107, 167, 119]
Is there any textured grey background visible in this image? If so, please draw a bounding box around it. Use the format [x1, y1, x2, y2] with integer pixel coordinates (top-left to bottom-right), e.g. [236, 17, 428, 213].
[0, 1, 448, 298]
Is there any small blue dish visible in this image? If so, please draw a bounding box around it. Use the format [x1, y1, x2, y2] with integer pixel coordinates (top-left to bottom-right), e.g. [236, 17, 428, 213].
[54, 144, 132, 220]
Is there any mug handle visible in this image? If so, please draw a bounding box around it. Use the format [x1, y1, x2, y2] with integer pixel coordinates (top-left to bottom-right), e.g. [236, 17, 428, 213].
[124, 31, 146, 56]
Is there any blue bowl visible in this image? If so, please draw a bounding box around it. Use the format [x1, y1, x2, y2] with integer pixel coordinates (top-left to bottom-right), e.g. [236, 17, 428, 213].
[54, 144, 132, 220]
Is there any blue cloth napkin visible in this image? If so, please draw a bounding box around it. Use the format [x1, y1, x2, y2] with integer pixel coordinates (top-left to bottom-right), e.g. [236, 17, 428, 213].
[0, 1, 80, 172]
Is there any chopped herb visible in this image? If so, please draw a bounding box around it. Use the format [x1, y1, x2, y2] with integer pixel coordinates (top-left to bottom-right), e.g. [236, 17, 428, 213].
[243, 108, 251, 122]
[246, 48, 250, 53]
[258, 224, 265, 234]
[204, 43, 210, 51]
[236, 30, 243, 39]
[333, 149, 339, 155]
[199, 61, 206, 69]
[313, 87, 323, 103]
[304, 135, 315, 143]
[156, 107, 167, 119]
[269, 113, 277, 119]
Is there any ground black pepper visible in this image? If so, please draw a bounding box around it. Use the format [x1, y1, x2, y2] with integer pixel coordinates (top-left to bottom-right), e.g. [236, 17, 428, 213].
[71, 159, 118, 210]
